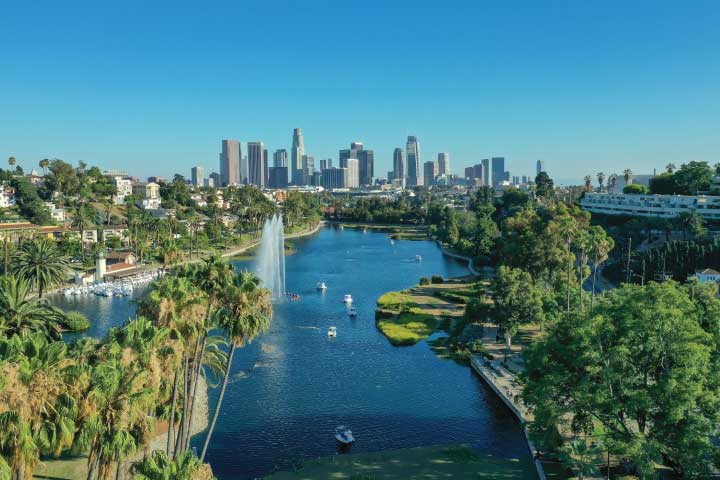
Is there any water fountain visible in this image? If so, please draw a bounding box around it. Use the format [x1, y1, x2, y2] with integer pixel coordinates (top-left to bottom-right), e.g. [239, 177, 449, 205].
[256, 214, 286, 297]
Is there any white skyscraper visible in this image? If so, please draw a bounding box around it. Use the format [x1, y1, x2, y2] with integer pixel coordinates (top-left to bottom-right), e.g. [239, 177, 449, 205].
[291, 128, 305, 185]
[437, 152, 450, 175]
[406, 136, 422, 187]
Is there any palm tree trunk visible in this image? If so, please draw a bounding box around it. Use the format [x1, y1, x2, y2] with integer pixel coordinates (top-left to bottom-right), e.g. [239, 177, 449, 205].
[166, 369, 180, 455]
[175, 356, 190, 456]
[591, 262, 598, 311]
[114, 460, 121, 480]
[200, 343, 235, 461]
[184, 337, 207, 451]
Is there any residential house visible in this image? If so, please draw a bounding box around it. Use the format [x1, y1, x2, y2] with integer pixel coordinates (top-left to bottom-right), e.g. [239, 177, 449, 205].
[0, 186, 16, 208]
[696, 268, 720, 284]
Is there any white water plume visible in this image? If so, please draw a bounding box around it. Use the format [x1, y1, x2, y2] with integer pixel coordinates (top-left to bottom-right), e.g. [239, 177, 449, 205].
[256, 214, 286, 297]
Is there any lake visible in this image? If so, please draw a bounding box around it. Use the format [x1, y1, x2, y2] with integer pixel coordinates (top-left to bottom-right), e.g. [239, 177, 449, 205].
[55, 226, 531, 479]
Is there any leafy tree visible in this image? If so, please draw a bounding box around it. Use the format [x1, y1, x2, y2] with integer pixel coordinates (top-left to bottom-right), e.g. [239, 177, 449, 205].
[0, 276, 64, 339]
[10, 238, 71, 298]
[523, 281, 720, 477]
[559, 439, 602, 480]
[534, 171, 554, 198]
[132, 450, 214, 480]
[623, 183, 649, 194]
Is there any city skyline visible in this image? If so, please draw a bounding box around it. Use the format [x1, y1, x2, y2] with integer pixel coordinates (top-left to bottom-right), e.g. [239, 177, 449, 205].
[3, 2, 719, 185]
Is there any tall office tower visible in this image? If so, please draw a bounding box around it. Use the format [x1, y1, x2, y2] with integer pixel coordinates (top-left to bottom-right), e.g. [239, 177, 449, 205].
[491, 157, 505, 186]
[346, 158, 359, 188]
[291, 128, 305, 185]
[191, 166, 204, 187]
[387, 171, 394, 182]
[392, 148, 405, 187]
[247, 142, 266, 187]
[339, 142, 363, 168]
[536, 160, 544, 175]
[268, 167, 288, 188]
[464, 166, 475, 181]
[423, 161, 438, 187]
[406, 136, 422, 187]
[209, 172, 221, 188]
[481, 159, 490, 186]
[319, 158, 330, 171]
[263, 148, 269, 188]
[321, 167, 349, 189]
[522, 175, 528, 184]
[220, 140, 241, 186]
[473, 163, 485, 185]
[274, 149, 288, 168]
[358, 149, 374, 186]
[239, 155, 249, 184]
[302, 154, 315, 182]
[437, 153, 450, 175]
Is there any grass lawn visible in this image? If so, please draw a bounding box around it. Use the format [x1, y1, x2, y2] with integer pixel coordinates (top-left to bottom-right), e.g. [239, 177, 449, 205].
[266, 444, 537, 480]
[376, 290, 419, 309]
[376, 309, 438, 346]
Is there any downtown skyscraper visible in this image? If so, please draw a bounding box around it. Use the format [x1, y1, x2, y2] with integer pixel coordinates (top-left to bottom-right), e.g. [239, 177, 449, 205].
[392, 148, 405, 187]
[437, 153, 450, 176]
[191, 166, 204, 187]
[406, 136, 422, 187]
[291, 128, 305, 185]
[273, 149, 288, 168]
[247, 142, 266, 187]
[220, 139, 241, 186]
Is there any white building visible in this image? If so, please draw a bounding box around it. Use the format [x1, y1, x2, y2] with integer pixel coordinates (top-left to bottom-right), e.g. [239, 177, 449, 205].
[580, 192, 720, 220]
[0, 186, 16, 208]
[133, 182, 161, 209]
[43, 202, 66, 222]
[696, 269, 720, 284]
[112, 177, 133, 205]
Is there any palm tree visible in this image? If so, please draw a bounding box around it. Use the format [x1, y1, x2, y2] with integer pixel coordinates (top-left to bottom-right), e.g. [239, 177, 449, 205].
[583, 175, 592, 192]
[596, 172, 605, 192]
[39, 159, 49, 175]
[609, 173, 618, 193]
[8, 157, 16, 169]
[132, 450, 214, 480]
[623, 168, 633, 186]
[157, 241, 183, 273]
[666, 163, 676, 174]
[589, 226, 614, 310]
[200, 271, 272, 461]
[72, 205, 95, 263]
[560, 439, 602, 480]
[0, 275, 64, 339]
[10, 238, 71, 298]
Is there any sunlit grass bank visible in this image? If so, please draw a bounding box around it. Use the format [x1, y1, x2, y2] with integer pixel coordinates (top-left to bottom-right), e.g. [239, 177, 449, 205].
[376, 308, 438, 346]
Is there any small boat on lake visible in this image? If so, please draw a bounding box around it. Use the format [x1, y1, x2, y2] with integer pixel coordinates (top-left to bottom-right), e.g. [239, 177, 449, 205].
[348, 307, 357, 317]
[343, 294, 353, 303]
[317, 282, 327, 290]
[415, 254, 422, 262]
[328, 326, 337, 338]
[335, 426, 355, 445]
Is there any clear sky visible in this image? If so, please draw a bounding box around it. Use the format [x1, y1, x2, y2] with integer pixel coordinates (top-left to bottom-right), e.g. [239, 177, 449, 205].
[1, 0, 719, 184]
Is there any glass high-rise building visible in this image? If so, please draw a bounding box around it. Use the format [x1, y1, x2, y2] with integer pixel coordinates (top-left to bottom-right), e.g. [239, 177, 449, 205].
[437, 153, 450, 175]
[481, 159, 490, 186]
[274, 149, 288, 168]
[406, 136, 422, 187]
[247, 142, 266, 187]
[291, 128, 305, 185]
[191, 166, 204, 187]
[423, 161, 438, 187]
[491, 157, 505, 186]
[358, 149, 374, 186]
[536, 160, 545, 175]
[392, 148, 405, 187]
[220, 140, 241, 186]
[302, 154, 315, 184]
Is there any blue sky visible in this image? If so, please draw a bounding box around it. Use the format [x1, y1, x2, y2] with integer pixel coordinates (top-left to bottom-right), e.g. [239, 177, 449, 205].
[1, 0, 719, 184]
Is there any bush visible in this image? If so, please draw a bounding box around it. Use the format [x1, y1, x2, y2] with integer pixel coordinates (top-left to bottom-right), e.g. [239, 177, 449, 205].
[62, 311, 90, 331]
[419, 277, 430, 285]
[623, 183, 649, 194]
[430, 275, 444, 284]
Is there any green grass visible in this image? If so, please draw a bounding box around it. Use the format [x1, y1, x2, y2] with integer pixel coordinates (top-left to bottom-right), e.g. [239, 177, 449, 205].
[376, 290, 419, 309]
[265, 444, 537, 480]
[376, 309, 438, 346]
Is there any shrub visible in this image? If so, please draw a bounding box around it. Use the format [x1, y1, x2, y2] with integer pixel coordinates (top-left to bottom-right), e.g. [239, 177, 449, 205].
[430, 275, 444, 284]
[623, 183, 649, 194]
[419, 277, 430, 285]
[62, 311, 90, 331]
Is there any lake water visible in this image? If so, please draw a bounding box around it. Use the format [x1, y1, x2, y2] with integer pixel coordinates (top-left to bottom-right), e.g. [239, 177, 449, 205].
[55, 227, 531, 479]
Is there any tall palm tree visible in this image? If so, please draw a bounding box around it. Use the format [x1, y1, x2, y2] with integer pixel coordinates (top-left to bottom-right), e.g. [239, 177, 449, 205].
[0, 275, 64, 339]
[583, 175, 592, 192]
[39, 159, 50, 176]
[200, 271, 272, 461]
[596, 172, 605, 192]
[589, 226, 614, 310]
[157, 241, 183, 273]
[666, 163, 676, 174]
[10, 238, 71, 298]
[623, 168, 633, 186]
[72, 205, 95, 263]
[609, 173, 618, 193]
[8, 157, 16, 169]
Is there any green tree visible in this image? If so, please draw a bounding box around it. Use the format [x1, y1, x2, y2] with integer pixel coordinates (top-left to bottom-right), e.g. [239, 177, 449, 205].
[623, 183, 648, 194]
[132, 450, 214, 480]
[0, 276, 64, 339]
[534, 171, 554, 198]
[10, 238, 71, 298]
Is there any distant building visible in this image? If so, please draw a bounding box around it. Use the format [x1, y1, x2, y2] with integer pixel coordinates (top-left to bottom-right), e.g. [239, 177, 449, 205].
[358, 149, 374, 186]
[491, 157, 505, 187]
[319, 158, 332, 171]
[438, 153, 450, 175]
[392, 148, 405, 187]
[133, 182, 161, 209]
[423, 161, 438, 187]
[536, 160, 545, 175]
[302, 154, 315, 185]
[696, 269, 720, 284]
[147, 176, 166, 184]
[191, 166, 204, 187]
[220, 139, 241, 186]
[208, 172, 221, 188]
[248, 142, 266, 187]
[0, 186, 15, 208]
[580, 192, 720, 220]
[321, 167, 349, 189]
[112, 177, 133, 205]
[268, 166, 288, 189]
[273, 149, 288, 168]
[346, 158, 359, 188]
[291, 128, 305, 185]
[406, 136, 422, 187]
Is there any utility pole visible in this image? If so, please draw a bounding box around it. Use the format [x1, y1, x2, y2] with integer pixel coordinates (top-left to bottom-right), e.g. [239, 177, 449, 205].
[625, 237, 632, 284]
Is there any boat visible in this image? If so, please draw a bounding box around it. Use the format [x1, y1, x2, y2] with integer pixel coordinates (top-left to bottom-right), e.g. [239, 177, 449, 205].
[348, 307, 357, 317]
[390, 239, 395, 245]
[343, 294, 353, 303]
[317, 282, 327, 290]
[415, 255, 422, 262]
[328, 326, 337, 338]
[335, 426, 355, 444]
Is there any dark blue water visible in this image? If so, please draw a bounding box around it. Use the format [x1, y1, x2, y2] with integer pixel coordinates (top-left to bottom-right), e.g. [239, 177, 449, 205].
[53, 227, 531, 479]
